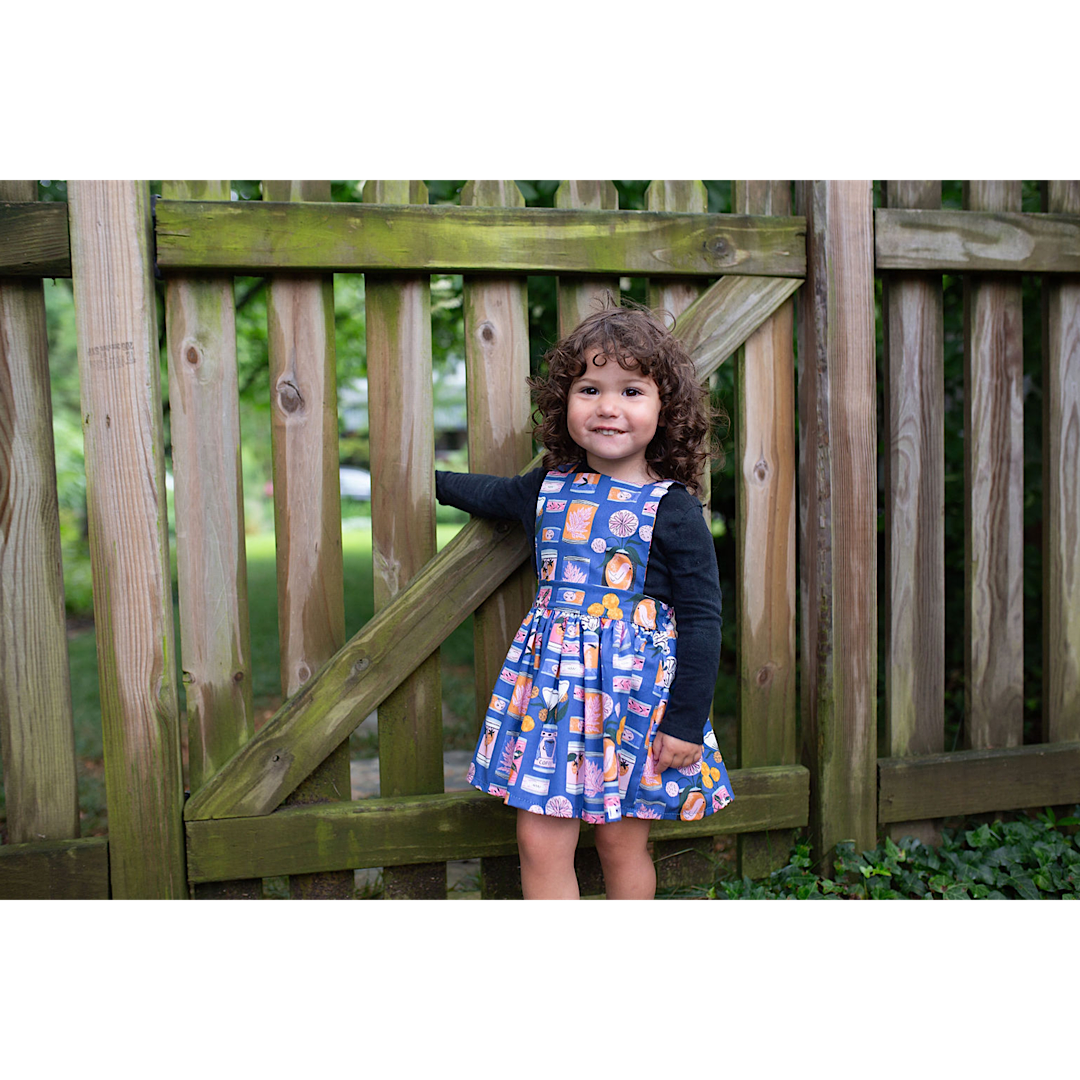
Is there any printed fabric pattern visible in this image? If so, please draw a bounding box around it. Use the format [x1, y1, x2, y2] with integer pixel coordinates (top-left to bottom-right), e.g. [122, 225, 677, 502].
[467, 469, 733, 823]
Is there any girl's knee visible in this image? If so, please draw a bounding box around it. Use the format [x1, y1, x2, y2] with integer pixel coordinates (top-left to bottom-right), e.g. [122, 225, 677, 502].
[593, 817, 651, 862]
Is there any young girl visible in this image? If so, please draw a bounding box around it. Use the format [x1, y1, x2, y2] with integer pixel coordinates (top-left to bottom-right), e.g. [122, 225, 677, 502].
[436, 304, 732, 899]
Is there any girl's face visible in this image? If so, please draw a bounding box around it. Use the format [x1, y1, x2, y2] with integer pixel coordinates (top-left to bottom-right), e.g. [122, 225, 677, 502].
[566, 350, 662, 484]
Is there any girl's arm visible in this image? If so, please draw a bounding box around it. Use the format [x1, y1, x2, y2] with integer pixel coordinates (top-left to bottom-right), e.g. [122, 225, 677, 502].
[649, 489, 723, 747]
[435, 468, 545, 534]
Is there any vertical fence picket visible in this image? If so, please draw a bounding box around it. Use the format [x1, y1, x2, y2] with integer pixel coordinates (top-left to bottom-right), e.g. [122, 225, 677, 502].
[1042, 180, 1080, 744]
[67, 181, 186, 897]
[643, 180, 716, 889]
[555, 181, 620, 334]
[0, 179, 79, 845]
[795, 180, 878, 862]
[460, 180, 534, 900]
[882, 180, 945, 844]
[363, 179, 446, 899]
[963, 181, 1024, 750]
[732, 180, 798, 877]
[264, 179, 352, 899]
[163, 179, 259, 898]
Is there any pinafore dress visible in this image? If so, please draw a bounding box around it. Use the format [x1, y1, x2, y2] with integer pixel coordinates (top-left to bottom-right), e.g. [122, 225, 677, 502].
[466, 469, 733, 823]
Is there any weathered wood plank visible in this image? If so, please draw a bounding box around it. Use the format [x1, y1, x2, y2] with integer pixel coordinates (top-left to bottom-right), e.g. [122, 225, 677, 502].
[878, 742, 1080, 823]
[0, 200, 70, 277]
[882, 181, 946, 847]
[1042, 181, 1080, 744]
[363, 179, 446, 900]
[163, 180, 255, 792]
[882, 180, 945, 756]
[0, 181, 80, 845]
[680, 275, 802, 379]
[733, 180, 798, 880]
[460, 180, 536, 901]
[186, 764, 809, 883]
[264, 179, 352, 899]
[155, 200, 806, 278]
[0, 837, 110, 899]
[964, 181, 1024, 750]
[556, 181, 620, 333]
[460, 180, 534, 725]
[875, 208, 1080, 272]
[68, 181, 186, 898]
[163, 179, 259, 901]
[795, 181, 878, 862]
[182, 273, 801, 823]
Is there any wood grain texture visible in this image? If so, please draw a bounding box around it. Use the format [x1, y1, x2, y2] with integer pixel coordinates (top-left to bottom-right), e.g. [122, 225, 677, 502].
[1042, 181, 1080, 743]
[67, 181, 186, 898]
[265, 179, 352, 899]
[163, 180, 254, 793]
[186, 764, 809, 883]
[878, 742, 1080, 823]
[0, 180, 79, 844]
[155, 200, 806, 278]
[875, 208, 1080, 272]
[363, 179, 445, 899]
[0, 837, 109, 899]
[555, 181, 620, 335]
[732, 181, 798, 880]
[795, 180, 878, 861]
[881, 181, 946, 847]
[460, 180, 534, 725]
[963, 181, 1024, 750]
[0, 200, 70, 276]
[183, 272, 801, 823]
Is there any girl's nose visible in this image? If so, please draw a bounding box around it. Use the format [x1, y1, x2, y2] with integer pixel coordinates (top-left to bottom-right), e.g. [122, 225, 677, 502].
[596, 393, 619, 415]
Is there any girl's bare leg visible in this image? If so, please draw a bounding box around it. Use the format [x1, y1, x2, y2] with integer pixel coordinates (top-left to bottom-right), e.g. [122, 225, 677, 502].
[517, 809, 581, 899]
[593, 817, 655, 899]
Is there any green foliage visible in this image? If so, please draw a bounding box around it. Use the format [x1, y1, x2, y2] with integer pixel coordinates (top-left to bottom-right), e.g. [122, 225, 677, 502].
[713, 810, 1080, 899]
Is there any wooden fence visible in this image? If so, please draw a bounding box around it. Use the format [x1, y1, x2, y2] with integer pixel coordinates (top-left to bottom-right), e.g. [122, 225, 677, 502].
[0, 179, 1077, 899]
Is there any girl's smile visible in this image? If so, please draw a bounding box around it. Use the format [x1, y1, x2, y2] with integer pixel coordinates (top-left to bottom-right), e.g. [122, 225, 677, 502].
[566, 350, 662, 484]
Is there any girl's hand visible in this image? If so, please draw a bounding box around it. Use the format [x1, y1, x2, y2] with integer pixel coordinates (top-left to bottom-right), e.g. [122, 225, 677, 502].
[650, 731, 702, 773]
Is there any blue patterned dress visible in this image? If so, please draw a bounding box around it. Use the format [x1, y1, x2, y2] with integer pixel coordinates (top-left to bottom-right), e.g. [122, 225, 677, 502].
[466, 469, 733, 824]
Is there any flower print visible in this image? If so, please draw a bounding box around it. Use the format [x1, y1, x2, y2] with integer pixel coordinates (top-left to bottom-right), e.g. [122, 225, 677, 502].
[700, 762, 723, 789]
[651, 630, 670, 654]
[632, 805, 662, 820]
[587, 602, 605, 617]
[521, 716, 535, 732]
[608, 509, 639, 537]
[678, 759, 702, 777]
[665, 780, 681, 798]
[591, 537, 608, 553]
[582, 614, 600, 632]
[601, 692, 614, 719]
[545, 795, 574, 817]
[526, 804, 544, 814]
[638, 525, 653, 542]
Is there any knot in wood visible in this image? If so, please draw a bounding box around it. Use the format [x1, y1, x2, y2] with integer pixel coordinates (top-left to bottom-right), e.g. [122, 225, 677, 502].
[706, 235, 732, 261]
[479, 321, 496, 344]
[753, 458, 770, 483]
[277, 380, 304, 414]
[185, 345, 200, 365]
[352, 657, 370, 676]
[233, 670, 244, 683]
[755, 663, 776, 687]
[297, 663, 311, 684]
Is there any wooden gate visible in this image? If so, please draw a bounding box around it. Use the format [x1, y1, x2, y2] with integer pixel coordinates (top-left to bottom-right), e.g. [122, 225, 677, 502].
[3, 179, 1076, 900]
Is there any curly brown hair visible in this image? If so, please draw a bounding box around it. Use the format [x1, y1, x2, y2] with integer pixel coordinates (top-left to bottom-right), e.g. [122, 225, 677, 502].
[529, 301, 721, 493]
